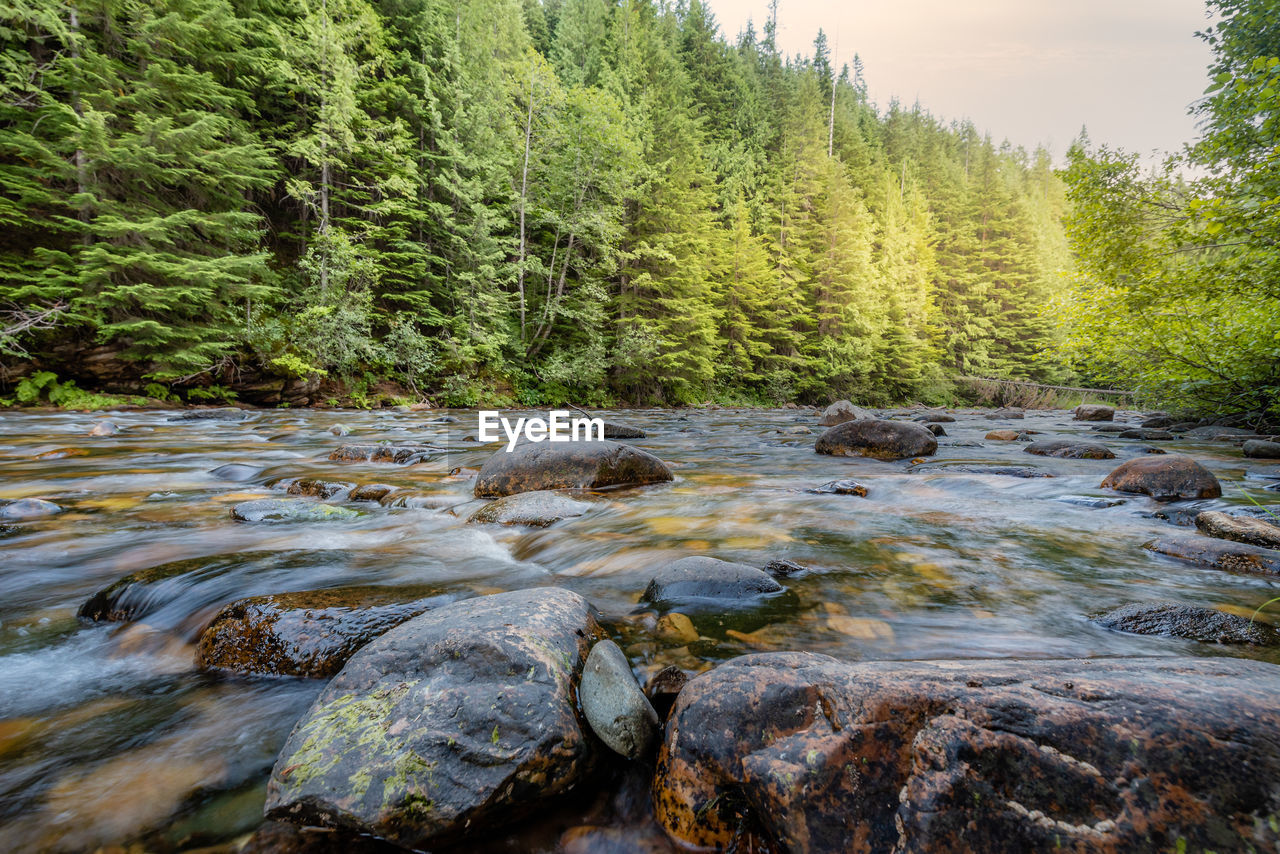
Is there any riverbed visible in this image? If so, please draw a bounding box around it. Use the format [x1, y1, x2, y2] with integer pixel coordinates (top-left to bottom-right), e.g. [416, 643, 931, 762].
[0, 406, 1276, 851]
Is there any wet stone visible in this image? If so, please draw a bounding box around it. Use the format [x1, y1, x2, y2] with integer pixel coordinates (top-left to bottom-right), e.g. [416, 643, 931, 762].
[1145, 536, 1280, 576]
[0, 498, 63, 520]
[209, 463, 263, 482]
[1073, 403, 1115, 421]
[473, 440, 672, 497]
[762, 558, 809, 578]
[1118, 428, 1174, 440]
[814, 419, 937, 461]
[580, 639, 660, 760]
[984, 430, 1025, 441]
[1100, 454, 1222, 501]
[265, 588, 604, 850]
[922, 464, 1051, 478]
[1195, 510, 1280, 550]
[1023, 440, 1115, 460]
[818, 400, 872, 427]
[602, 422, 646, 439]
[282, 478, 356, 500]
[328, 444, 441, 464]
[1183, 425, 1260, 440]
[777, 426, 813, 435]
[1141, 415, 1174, 428]
[644, 666, 689, 722]
[1093, 602, 1279, 645]
[1055, 494, 1126, 509]
[196, 586, 455, 678]
[348, 483, 398, 502]
[467, 490, 591, 527]
[913, 412, 955, 423]
[641, 556, 785, 611]
[653, 653, 1280, 854]
[925, 424, 947, 437]
[1090, 424, 1128, 432]
[985, 408, 1024, 419]
[231, 499, 359, 523]
[168, 408, 248, 421]
[1244, 439, 1280, 459]
[87, 421, 119, 436]
[806, 479, 869, 496]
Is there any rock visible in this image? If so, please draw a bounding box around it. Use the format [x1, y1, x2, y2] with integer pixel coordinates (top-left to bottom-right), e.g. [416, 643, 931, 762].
[209, 463, 263, 482]
[985, 408, 1024, 419]
[1118, 428, 1174, 440]
[1022, 440, 1115, 460]
[920, 464, 1050, 478]
[814, 419, 937, 461]
[1055, 495, 1126, 508]
[196, 586, 455, 678]
[762, 558, 808, 577]
[77, 550, 355, 625]
[265, 588, 603, 849]
[329, 424, 350, 436]
[1145, 536, 1280, 575]
[0, 498, 62, 520]
[87, 421, 119, 436]
[1194, 510, 1280, 549]
[654, 613, 699, 644]
[1073, 403, 1115, 421]
[1093, 602, 1279, 645]
[169, 408, 248, 421]
[644, 666, 689, 721]
[805, 479, 868, 496]
[984, 430, 1024, 441]
[641, 557, 784, 610]
[1090, 423, 1128, 432]
[349, 483, 398, 502]
[231, 499, 359, 523]
[913, 412, 955, 423]
[602, 422, 646, 439]
[817, 400, 872, 427]
[239, 821, 392, 854]
[35, 447, 86, 460]
[282, 478, 356, 500]
[776, 426, 813, 435]
[1141, 415, 1173, 428]
[925, 424, 946, 437]
[580, 640, 660, 760]
[1244, 439, 1280, 459]
[467, 490, 591, 527]
[1100, 454, 1222, 501]
[379, 491, 453, 510]
[473, 440, 672, 497]
[653, 652, 1280, 853]
[1184, 425, 1260, 440]
[328, 444, 441, 464]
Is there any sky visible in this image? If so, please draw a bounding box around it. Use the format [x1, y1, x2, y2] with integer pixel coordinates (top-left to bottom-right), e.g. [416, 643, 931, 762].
[701, 0, 1216, 162]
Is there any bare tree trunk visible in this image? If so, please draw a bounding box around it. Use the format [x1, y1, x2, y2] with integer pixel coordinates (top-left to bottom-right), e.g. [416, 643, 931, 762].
[517, 61, 535, 341]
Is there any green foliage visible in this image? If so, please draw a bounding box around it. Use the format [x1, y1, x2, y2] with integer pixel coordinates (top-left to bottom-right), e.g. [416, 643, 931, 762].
[0, 0, 1085, 406]
[9, 370, 145, 409]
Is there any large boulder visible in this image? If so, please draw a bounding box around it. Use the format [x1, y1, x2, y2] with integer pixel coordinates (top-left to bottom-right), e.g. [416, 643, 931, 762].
[653, 652, 1280, 853]
[196, 586, 456, 678]
[1195, 510, 1280, 549]
[467, 490, 592, 527]
[1244, 439, 1280, 459]
[1145, 536, 1280, 575]
[817, 400, 872, 427]
[1100, 454, 1222, 501]
[1073, 403, 1115, 421]
[265, 588, 604, 849]
[641, 557, 784, 610]
[1093, 601, 1279, 645]
[473, 440, 672, 497]
[1023, 440, 1115, 460]
[814, 419, 937, 461]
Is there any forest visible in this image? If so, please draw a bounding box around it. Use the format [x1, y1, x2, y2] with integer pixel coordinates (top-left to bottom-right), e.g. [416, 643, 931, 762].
[0, 0, 1276, 416]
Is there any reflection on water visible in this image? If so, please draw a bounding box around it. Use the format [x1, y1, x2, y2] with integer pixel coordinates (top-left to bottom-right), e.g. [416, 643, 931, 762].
[0, 406, 1277, 850]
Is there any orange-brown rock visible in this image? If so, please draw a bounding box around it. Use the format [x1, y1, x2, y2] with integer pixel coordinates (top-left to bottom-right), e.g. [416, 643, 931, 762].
[1100, 454, 1221, 501]
[1145, 535, 1280, 575]
[814, 419, 936, 461]
[654, 652, 1280, 853]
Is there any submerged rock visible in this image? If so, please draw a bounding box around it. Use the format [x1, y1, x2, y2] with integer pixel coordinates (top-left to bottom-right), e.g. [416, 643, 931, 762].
[169, 408, 248, 421]
[913, 411, 955, 423]
[985, 408, 1024, 419]
[921, 464, 1050, 478]
[473, 440, 672, 497]
[653, 652, 1280, 853]
[1093, 602, 1278, 645]
[209, 463, 263, 482]
[601, 422, 646, 439]
[1145, 536, 1280, 575]
[348, 483, 399, 502]
[281, 478, 356, 500]
[814, 419, 937, 461]
[467, 490, 592, 527]
[817, 400, 872, 427]
[984, 429, 1024, 441]
[1100, 454, 1222, 501]
[196, 586, 455, 678]
[642, 556, 784, 609]
[1055, 494, 1126, 508]
[1183, 425, 1259, 440]
[231, 499, 358, 523]
[925, 423, 947, 437]
[580, 640, 660, 760]
[328, 444, 441, 464]
[806, 479, 869, 496]
[0, 498, 63, 520]
[1118, 428, 1174, 440]
[644, 666, 689, 722]
[1141, 415, 1173, 428]
[265, 588, 603, 849]
[1244, 439, 1280, 459]
[1023, 440, 1115, 460]
[1194, 510, 1280, 550]
[1073, 403, 1115, 421]
[87, 421, 119, 437]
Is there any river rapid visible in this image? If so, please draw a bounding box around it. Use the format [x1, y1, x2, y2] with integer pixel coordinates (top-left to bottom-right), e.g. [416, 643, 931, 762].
[0, 405, 1277, 851]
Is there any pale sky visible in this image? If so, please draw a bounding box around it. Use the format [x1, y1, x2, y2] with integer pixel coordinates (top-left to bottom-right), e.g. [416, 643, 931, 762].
[703, 0, 1216, 161]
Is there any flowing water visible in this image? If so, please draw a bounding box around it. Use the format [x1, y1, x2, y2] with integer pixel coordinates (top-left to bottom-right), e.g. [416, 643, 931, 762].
[1, 406, 1278, 851]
